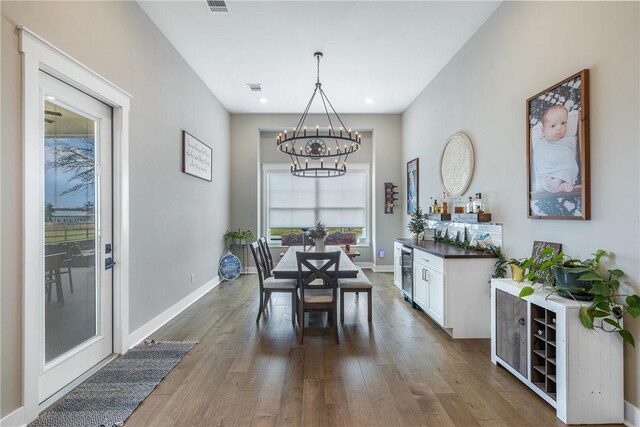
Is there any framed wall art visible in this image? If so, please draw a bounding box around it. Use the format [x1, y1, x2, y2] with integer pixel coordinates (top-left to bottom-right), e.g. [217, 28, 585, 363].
[407, 158, 419, 214]
[526, 69, 590, 220]
[182, 130, 212, 182]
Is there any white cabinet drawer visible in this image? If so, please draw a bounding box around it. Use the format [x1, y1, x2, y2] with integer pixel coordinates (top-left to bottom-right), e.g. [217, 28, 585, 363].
[413, 249, 444, 273]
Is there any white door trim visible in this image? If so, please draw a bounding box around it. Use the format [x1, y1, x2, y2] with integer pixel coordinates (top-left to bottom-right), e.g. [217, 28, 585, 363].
[19, 26, 131, 422]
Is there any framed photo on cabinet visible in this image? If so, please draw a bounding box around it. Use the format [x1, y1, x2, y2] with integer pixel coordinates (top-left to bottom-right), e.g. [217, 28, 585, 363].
[526, 69, 590, 220]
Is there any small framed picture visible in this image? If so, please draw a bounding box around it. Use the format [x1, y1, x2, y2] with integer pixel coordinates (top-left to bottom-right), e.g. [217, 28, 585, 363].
[526, 70, 590, 220]
[407, 158, 419, 214]
[182, 131, 212, 182]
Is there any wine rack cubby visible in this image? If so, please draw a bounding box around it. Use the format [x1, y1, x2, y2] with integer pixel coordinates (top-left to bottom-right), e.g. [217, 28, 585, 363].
[531, 303, 557, 401]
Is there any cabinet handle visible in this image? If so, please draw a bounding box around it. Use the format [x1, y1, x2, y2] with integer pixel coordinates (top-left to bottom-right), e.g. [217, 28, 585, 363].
[422, 258, 430, 263]
[518, 318, 525, 326]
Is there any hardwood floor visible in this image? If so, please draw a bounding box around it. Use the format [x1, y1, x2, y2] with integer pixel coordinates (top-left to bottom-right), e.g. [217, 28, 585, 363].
[124, 271, 619, 427]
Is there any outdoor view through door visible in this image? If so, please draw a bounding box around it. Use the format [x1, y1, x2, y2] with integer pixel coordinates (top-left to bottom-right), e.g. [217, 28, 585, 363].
[40, 71, 113, 402]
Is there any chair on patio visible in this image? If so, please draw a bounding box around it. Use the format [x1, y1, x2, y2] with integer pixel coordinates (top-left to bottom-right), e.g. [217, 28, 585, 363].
[250, 241, 297, 325]
[296, 251, 340, 344]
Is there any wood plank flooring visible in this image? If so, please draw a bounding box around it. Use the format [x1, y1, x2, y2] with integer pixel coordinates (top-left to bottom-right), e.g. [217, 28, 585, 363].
[124, 271, 620, 427]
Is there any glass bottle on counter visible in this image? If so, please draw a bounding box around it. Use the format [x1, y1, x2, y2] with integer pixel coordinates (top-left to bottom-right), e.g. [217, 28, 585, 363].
[473, 193, 485, 214]
[441, 192, 449, 214]
[453, 197, 465, 213]
[433, 199, 440, 214]
[465, 196, 474, 214]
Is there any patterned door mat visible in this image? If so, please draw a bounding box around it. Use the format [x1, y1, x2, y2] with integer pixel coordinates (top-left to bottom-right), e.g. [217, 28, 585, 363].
[29, 340, 197, 427]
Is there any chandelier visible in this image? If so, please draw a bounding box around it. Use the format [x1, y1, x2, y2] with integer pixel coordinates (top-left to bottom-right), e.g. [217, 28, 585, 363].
[276, 52, 361, 177]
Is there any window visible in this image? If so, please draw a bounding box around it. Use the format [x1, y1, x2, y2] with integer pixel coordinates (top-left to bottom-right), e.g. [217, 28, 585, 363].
[264, 164, 370, 244]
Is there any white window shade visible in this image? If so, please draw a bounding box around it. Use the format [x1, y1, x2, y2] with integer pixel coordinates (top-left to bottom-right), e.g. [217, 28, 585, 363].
[266, 167, 368, 234]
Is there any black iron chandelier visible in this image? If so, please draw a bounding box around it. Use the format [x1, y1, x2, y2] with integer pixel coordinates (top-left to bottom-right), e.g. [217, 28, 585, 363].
[276, 52, 361, 177]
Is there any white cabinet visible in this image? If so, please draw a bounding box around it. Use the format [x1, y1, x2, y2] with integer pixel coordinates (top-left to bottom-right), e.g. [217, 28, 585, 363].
[412, 247, 494, 338]
[491, 279, 623, 425]
[426, 268, 444, 326]
[393, 242, 402, 289]
[413, 262, 428, 309]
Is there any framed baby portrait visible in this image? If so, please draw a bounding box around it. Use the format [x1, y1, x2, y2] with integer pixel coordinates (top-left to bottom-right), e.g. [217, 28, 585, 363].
[526, 69, 590, 220]
[407, 158, 419, 214]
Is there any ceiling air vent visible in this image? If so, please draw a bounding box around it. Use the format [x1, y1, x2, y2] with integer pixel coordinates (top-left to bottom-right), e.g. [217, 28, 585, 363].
[206, 0, 228, 13]
[247, 83, 262, 92]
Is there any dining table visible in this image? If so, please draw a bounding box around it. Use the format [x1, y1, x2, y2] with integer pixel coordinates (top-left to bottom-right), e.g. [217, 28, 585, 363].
[272, 245, 359, 280]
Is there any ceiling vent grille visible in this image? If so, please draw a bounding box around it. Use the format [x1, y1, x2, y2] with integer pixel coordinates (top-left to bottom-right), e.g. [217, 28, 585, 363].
[206, 0, 228, 13]
[247, 83, 262, 92]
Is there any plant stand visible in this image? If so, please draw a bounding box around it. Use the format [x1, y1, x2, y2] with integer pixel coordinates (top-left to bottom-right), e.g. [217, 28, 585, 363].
[228, 239, 249, 275]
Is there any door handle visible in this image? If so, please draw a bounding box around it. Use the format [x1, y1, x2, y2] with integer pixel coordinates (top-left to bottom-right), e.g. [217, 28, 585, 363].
[105, 257, 116, 270]
[518, 318, 525, 326]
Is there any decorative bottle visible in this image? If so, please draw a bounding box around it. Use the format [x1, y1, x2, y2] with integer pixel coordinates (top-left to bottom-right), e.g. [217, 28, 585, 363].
[473, 193, 485, 214]
[433, 199, 440, 214]
[441, 192, 449, 214]
[465, 196, 474, 214]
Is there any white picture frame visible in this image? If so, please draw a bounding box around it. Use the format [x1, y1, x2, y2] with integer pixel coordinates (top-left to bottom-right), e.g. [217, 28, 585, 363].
[182, 130, 212, 182]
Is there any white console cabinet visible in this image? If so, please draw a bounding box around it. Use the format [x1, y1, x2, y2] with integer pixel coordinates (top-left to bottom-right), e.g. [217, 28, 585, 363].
[491, 279, 623, 425]
[412, 248, 494, 338]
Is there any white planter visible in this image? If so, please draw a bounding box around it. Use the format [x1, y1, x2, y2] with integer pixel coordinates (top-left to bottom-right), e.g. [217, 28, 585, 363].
[315, 238, 325, 251]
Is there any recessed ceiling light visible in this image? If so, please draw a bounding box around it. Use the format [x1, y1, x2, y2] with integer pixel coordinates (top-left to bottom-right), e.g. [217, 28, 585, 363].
[259, 97, 268, 104]
[365, 97, 375, 104]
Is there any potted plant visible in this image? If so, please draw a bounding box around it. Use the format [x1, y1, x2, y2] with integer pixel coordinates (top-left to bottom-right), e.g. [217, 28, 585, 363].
[308, 221, 328, 251]
[508, 258, 528, 282]
[407, 206, 426, 243]
[519, 249, 640, 347]
[223, 229, 255, 247]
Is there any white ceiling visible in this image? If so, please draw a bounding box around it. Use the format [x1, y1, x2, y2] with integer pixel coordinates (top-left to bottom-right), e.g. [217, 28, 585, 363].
[138, 1, 500, 114]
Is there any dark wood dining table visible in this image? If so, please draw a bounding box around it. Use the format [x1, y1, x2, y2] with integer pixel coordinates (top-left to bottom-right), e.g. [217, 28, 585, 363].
[272, 245, 359, 279]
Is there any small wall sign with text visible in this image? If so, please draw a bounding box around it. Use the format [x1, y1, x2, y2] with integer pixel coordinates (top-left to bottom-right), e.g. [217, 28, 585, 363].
[182, 130, 212, 181]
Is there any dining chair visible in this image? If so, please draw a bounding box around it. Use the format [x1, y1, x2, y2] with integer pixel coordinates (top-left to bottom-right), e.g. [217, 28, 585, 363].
[250, 241, 297, 325]
[258, 236, 274, 274]
[338, 267, 373, 322]
[296, 251, 340, 344]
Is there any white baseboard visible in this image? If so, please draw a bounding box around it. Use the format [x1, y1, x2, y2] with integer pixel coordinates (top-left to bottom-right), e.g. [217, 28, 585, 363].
[626, 400, 640, 427]
[0, 407, 25, 427]
[355, 262, 373, 270]
[127, 275, 221, 348]
[372, 264, 393, 273]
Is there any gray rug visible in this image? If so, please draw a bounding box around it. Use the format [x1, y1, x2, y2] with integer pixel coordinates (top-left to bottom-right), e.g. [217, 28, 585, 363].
[29, 340, 197, 427]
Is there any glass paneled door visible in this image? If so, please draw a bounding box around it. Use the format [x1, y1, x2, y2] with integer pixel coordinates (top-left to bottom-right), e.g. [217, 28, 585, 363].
[39, 71, 113, 402]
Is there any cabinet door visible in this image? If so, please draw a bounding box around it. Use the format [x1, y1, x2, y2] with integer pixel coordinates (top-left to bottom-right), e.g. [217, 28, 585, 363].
[393, 244, 402, 289]
[426, 268, 445, 326]
[413, 264, 427, 309]
[496, 289, 528, 377]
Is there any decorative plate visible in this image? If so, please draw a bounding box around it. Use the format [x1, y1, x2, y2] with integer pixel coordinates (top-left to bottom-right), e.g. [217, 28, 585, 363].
[219, 252, 241, 280]
[440, 132, 475, 196]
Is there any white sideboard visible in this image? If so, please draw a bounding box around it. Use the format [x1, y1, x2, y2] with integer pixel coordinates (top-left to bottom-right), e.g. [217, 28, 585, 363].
[491, 278, 624, 425]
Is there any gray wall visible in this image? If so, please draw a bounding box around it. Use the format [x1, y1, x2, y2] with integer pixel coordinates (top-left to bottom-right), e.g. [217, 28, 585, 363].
[1, 1, 230, 417]
[402, 1, 640, 407]
[231, 114, 403, 268]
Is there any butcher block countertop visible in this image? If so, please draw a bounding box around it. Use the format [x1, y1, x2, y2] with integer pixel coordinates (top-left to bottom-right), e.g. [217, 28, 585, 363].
[394, 238, 497, 259]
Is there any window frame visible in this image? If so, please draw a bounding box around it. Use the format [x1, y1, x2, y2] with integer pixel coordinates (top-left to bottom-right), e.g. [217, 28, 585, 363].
[262, 163, 371, 246]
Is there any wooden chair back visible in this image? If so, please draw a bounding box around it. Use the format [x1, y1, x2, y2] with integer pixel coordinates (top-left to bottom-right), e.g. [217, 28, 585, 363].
[250, 241, 270, 290]
[295, 251, 340, 301]
[258, 236, 274, 272]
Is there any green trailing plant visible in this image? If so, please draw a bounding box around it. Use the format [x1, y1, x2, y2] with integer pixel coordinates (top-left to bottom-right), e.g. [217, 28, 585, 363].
[308, 221, 328, 239]
[518, 249, 640, 347]
[223, 229, 255, 242]
[407, 206, 426, 237]
[433, 230, 506, 278]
